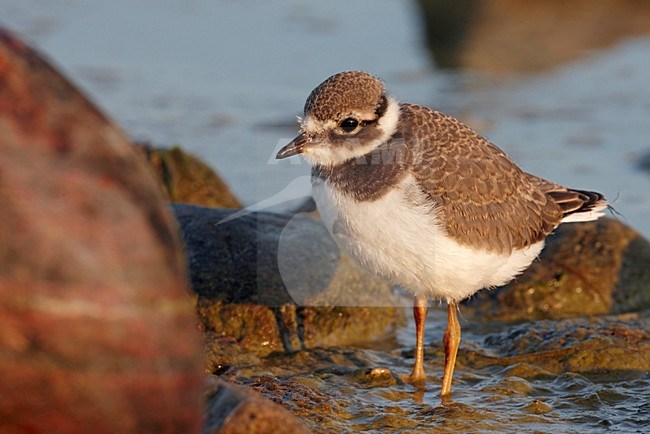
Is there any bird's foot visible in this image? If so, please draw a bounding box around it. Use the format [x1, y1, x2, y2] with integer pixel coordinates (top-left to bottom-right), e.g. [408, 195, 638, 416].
[440, 392, 454, 405]
[405, 367, 426, 387]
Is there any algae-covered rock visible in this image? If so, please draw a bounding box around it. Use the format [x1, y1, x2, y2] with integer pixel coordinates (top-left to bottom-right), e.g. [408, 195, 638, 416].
[479, 315, 650, 374]
[464, 218, 650, 321]
[171, 203, 405, 371]
[137, 143, 241, 208]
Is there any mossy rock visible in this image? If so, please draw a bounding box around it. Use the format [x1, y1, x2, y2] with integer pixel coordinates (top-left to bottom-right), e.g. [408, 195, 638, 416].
[479, 315, 650, 373]
[136, 143, 241, 208]
[464, 218, 650, 321]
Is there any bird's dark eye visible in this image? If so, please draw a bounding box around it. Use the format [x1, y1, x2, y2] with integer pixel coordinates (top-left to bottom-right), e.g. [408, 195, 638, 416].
[339, 118, 359, 133]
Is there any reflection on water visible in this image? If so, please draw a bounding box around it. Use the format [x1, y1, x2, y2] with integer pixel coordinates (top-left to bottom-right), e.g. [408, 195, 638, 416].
[417, 0, 650, 72]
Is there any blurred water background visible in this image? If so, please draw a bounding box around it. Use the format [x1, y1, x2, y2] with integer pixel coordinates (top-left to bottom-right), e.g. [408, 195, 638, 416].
[2, 0, 650, 238]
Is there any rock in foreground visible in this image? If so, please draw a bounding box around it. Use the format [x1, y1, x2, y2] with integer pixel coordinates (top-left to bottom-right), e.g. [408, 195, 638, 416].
[0, 28, 203, 433]
[204, 380, 311, 434]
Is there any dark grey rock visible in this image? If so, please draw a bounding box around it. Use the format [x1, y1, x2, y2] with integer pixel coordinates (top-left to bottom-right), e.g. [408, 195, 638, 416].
[171, 203, 405, 366]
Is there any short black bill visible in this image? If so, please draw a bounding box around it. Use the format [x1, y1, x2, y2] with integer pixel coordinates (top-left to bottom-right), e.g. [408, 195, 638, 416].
[276, 134, 310, 159]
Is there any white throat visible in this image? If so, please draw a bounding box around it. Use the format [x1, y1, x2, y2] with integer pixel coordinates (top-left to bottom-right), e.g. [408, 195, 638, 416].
[302, 97, 401, 167]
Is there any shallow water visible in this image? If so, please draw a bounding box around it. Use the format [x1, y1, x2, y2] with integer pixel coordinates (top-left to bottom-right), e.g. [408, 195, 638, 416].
[229, 310, 650, 433]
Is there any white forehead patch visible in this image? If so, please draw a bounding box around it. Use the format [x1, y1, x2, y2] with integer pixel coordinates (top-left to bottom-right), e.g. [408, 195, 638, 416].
[301, 116, 335, 135]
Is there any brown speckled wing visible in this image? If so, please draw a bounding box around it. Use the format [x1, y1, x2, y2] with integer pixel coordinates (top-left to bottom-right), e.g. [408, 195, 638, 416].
[402, 104, 564, 253]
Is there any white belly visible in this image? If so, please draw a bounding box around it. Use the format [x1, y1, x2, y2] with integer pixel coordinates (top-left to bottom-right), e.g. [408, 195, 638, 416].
[312, 175, 544, 302]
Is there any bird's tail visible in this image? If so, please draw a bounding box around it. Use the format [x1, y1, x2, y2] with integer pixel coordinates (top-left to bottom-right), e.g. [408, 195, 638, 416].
[548, 189, 609, 223]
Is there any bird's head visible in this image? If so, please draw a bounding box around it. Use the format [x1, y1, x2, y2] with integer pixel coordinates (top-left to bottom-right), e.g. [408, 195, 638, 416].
[276, 71, 400, 167]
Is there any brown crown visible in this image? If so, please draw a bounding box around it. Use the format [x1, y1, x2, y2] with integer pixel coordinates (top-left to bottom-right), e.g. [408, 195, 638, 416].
[304, 71, 386, 121]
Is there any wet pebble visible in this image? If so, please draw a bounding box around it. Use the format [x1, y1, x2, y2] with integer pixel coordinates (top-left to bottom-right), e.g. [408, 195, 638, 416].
[350, 367, 399, 387]
[501, 363, 554, 379]
[482, 376, 533, 395]
[523, 399, 553, 415]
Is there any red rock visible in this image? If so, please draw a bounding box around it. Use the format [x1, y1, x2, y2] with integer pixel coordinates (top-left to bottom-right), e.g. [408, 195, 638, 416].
[0, 28, 203, 433]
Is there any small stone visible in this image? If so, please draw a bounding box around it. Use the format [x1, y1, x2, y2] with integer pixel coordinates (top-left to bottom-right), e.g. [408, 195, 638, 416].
[204, 380, 311, 434]
[350, 367, 398, 386]
[501, 363, 553, 379]
[523, 399, 552, 415]
[482, 376, 532, 395]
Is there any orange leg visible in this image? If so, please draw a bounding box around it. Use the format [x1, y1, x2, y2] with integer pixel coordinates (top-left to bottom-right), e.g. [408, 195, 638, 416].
[440, 301, 461, 397]
[407, 296, 428, 384]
